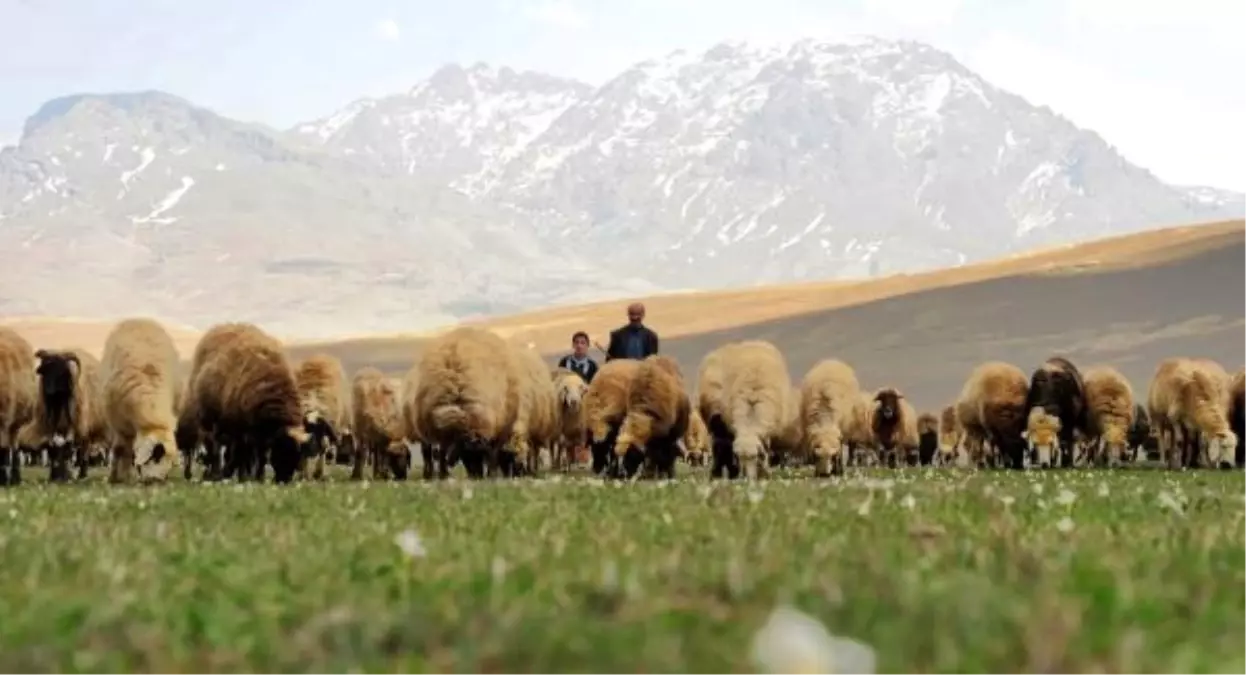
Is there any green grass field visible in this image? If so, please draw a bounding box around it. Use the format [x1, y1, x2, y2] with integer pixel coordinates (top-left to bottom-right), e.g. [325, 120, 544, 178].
[0, 467, 1242, 673]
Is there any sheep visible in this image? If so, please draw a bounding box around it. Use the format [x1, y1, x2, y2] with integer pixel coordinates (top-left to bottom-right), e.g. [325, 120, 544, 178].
[293, 353, 350, 480]
[1149, 358, 1237, 470]
[1082, 365, 1137, 468]
[798, 359, 860, 477]
[508, 344, 560, 477]
[699, 340, 791, 480]
[683, 407, 709, 466]
[351, 368, 408, 480]
[1024, 356, 1088, 468]
[551, 368, 589, 472]
[178, 321, 255, 481]
[414, 326, 519, 480]
[398, 364, 424, 477]
[870, 388, 919, 468]
[1146, 358, 1185, 469]
[0, 327, 36, 486]
[584, 358, 642, 476]
[613, 355, 690, 479]
[935, 405, 961, 467]
[1127, 402, 1154, 462]
[956, 361, 1029, 470]
[1022, 407, 1062, 469]
[841, 392, 877, 467]
[1230, 368, 1245, 469]
[916, 412, 938, 466]
[185, 322, 307, 483]
[26, 348, 106, 482]
[99, 318, 185, 483]
[771, 386, 805, 468]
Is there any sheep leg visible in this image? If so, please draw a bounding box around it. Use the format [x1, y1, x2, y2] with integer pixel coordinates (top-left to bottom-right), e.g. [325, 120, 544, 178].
[350, 442, 366, 480]
[75, 442, 90, 481]
[108, 440, 131, 485]
[421, 444, 435, 480]
[0, 446, 10, 486]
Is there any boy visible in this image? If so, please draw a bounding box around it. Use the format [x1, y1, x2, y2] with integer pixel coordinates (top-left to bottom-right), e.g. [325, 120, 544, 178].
[557, 331, 599, 383]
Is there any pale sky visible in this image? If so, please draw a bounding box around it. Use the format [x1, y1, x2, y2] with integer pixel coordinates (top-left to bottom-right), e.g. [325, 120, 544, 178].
[2, 0, 1242, 190]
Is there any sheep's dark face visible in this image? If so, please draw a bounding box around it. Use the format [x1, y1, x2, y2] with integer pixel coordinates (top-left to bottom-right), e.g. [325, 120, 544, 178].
[875, 391, 900, 422]
[35, 353, 77, 401]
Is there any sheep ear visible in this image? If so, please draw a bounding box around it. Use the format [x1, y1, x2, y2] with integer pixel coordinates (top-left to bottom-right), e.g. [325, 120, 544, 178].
[35, 349, 49, 361]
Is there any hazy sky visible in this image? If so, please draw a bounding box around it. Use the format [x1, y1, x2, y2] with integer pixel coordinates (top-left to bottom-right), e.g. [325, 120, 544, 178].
[2, 0, 1242, 190]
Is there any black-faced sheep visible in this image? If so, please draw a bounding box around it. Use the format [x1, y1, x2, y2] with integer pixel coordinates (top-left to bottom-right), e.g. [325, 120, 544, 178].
[916, 412, 938, 466]
[798, 359, 860, 477]
[352, 368, 408, 481]
[936, 404, 961, 467]
[584, 358, 641, 477]
[0, 327, 35, 486]
[414, 326, 519, 480]
[27, 348, 106, 482]
[508, 344, 559, 477]
[698, 340, 790, 480]
[186, 322, 307, 483]
[1230, 367, 1244, 469]
[956, 361, 1029, 470]
[178, 321, 255, 480]
[1149, 358, 1237, 470]
[99, 318, 184, 484]
[551, 368, 589, 472]
[1024, 356, 1088, 468]
[870, 387, 919, 469]
[294, 353, 350, 480]
[614, 355, 690, 479]
[1082, 365, 1136, 468]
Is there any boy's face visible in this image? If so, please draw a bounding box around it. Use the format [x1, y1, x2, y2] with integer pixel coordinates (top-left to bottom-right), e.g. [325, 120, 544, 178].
[572, 336, 588, 356]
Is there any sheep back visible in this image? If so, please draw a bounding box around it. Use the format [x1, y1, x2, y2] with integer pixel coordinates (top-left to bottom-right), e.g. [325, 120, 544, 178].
[957, 361, 1029, 468]
[583, 359, 641, 444]
[0, 327, 36, 450]
[414, 326, 517, 448]
[615, 354, 690, 460]
[1082, 365, 1136, 464]
[99, 318, 184, 480]
[508, 344, 560, 461]
[720, 341, 790, 468]
[294, 354, 350, 434]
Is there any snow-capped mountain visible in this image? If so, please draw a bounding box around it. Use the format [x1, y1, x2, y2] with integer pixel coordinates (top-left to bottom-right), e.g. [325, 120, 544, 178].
[2, 37, 1241, 336]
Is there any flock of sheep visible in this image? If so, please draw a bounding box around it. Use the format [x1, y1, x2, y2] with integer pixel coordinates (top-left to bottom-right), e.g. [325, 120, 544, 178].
[0, 318, 1243, 486]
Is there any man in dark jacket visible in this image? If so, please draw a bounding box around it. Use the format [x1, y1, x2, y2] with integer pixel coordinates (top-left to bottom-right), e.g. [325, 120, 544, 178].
[556, 331, 599, 383]
[601, 302, 659, 362]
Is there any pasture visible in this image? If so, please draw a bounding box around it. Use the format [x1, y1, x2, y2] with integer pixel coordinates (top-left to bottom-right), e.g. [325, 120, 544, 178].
[1, 465, 1242, 673]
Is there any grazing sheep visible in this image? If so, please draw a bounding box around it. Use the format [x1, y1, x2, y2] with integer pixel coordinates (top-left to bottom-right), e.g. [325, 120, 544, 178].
[841, 392, 877, 467]
[1024, 356, 1088, 468]
[771, 386, 805, 468]
[584, 359, 642, 476]
[1149, 358, 1237, 470]
[683, 407, 709, 466]
[186, 322, 306, 483]
[28, 348, 106, 482]
[936, 405, 961, 467]
[916, 412, 938, 466]
[701, 340, 791, 480]
[613, 355, 690, 479]
[1022, 407, 1062, 469]
[956, 361, 1029, 470]
[798, 359, 860, 477]
[1147, 358, 1185, 469]
[399, 364, 423, 476]
[294, 353, 350, 481]
[0, 327, 36, 486]
[1230, 368, 1244, 468]
[414, 326, 518, 480]
[352, 368, 408, 480]
[1127, 402, 1154, 461]
[99, 318, 184, 483]
[178, 322, 256, 480]
[1082, 365, 1136, 468]
[870, 388, 919, 468]
[551, 368, 589, 472]
[508, 344, 560, 477]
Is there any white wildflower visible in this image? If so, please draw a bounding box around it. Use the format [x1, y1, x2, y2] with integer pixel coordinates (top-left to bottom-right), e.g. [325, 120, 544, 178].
[1056, 489, 1076, 506]
[461, 486, 474, 501]
[1056, 516, 1075, 533]
[7, 509, 15, 520]
[750, 605, 876, 674]
[856, 494, 873, 518]
[491, 556, 508, 584]
[1032, 483, 1045, 495]
[1157, 491, 1185, 515]
[662, 512, 673, 525]
[901, 494, 916, 510]
[393, 529, 427, 559]
[698, 484, 714, 500]
[747, 488, 765, 505]
[999, 494, 1016, 507]
[1097, 483, 1110, 498]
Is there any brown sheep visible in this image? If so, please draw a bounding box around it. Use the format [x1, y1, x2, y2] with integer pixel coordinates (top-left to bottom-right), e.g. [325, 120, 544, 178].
[551, 368, 589, 472]
[683, 407, 709, 466]
[799, 359, 860, 477]
[916, 412, 938, 466]
[614, 355, 690, 479]
[1022, 407, 1062, 468]
[99, 318, 185, 483]
[841, 391, 876, 467]
[294, 354, 350, 480]
[0, 327, 36, 486]
[352, 368, 408, 480]
[1082, 365, 1136, 468]
[705, 340, 791, 480]
[584, 358, 641, 476]
[1147, 358, 1185, 468]
[1149, 358, 1237, 470]
[28, 348, 106, 482]
[936, 404, 960, 467]
[178, 322, 258, 481]
[186, 322, 307, 483]
[399, 364, 423, 476]
[771, 386, 805, 468]
[508, 344, 560, 477]
[1231, 367, 1244, 469]
[870, 388, 919, 468]
[414, 326, 519, 480]
[956, 361, 1029, 470]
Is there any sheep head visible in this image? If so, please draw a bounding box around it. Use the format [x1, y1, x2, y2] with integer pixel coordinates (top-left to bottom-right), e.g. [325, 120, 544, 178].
[1023, 407, 1061, 469]
[35, 351, 77, 401]
[134, 428, 179, 482]
[873, 389, 902, 423]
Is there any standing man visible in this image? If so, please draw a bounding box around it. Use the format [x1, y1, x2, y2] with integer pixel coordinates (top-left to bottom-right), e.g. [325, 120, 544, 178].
[600, 302, 660, 362]
[557, 331, 600, 383]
